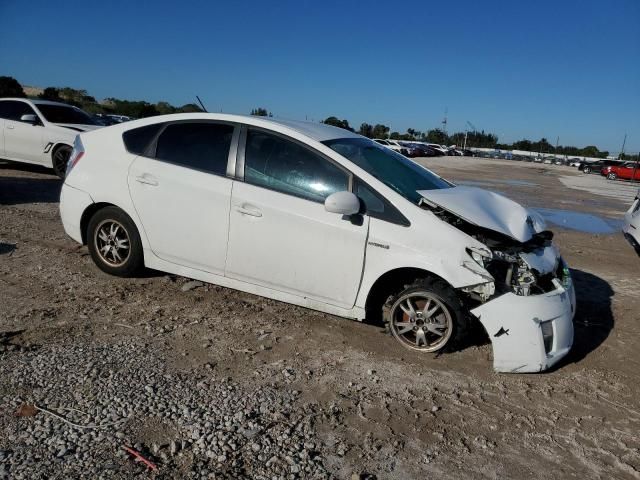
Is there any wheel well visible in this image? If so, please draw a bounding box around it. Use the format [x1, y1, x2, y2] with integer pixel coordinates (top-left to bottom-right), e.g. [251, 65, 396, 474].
[51, 142, 72, 156]
[364, 267, 449, 325]
[80, 202, 117, 245]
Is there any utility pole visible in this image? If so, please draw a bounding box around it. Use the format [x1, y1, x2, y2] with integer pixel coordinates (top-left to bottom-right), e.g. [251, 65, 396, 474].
[441, 108, 448, 136]
[620, 133, 627, 159]
[465, 121, 477, 150]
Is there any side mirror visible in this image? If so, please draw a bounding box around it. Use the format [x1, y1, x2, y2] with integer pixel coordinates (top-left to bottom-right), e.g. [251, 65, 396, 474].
[324, 191, 361, 216]
[20, 114, 38, 124]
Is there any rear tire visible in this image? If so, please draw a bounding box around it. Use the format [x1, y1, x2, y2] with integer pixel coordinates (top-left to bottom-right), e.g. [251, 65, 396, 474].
[87, 207, 144, 277]
[383, 277, 468, 353]
[52, 145, 71, 178]
[583, 166, 591, 174]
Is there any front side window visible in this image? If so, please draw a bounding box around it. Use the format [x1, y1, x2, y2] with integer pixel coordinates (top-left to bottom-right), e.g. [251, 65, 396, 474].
[36, 104, 97, 125]
[155, 122, 234, 175]
[0, 100, 37, 121]
[244, 130, 349, 202]
[324, 137, 452, 204]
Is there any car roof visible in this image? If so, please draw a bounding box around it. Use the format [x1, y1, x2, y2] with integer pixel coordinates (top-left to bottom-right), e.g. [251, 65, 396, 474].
[115, 113, 362, 143]
[258, 116, 361, 141]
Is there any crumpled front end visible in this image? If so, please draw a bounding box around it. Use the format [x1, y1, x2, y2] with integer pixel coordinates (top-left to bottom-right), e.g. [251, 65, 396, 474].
[471, 264, 575, 373]
[417, 186, 577, 373]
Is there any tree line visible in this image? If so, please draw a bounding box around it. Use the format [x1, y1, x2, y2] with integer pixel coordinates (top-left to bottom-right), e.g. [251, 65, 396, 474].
[0, 76, 623, 159]
[0, 76, 203, 118]
[320, 115, 613, 158]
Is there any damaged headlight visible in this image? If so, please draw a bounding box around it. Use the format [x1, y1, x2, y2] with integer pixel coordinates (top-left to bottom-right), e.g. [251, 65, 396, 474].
[466, 247, 492, 267]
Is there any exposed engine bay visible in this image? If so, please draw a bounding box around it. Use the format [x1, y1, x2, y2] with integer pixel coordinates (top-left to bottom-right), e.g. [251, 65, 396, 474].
[421, 202, 568, 302]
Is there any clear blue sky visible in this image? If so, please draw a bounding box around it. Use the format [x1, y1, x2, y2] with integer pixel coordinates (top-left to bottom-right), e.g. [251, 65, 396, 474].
[1, 0, 638, 152]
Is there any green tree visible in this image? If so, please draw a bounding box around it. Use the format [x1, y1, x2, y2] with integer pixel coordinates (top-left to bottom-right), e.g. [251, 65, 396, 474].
[177, 103, 202, 113]
[358, 123, 373, 138]
[322, 116, 353, 131]
[39, 87, 62, 101]
[407, 128, 421, 140]
[156, 101, 176, 115]
[425, 129, 449, 145]
[0, 76, 25, 98]
[251, 107, 271, 116]
[372, 124, 389, 139]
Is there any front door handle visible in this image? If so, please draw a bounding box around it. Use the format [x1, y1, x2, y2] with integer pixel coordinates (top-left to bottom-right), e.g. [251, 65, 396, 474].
[6, 124, 14, 130]
[236, 205, 262, 217]
[135, 174, 159, 186]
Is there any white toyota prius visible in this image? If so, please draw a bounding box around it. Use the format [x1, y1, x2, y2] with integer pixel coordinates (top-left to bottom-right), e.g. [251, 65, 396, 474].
[59, 113, 576, 373]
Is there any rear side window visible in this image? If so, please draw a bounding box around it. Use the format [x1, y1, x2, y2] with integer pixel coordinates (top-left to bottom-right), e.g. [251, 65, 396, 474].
[244, 129, 349, 203]
[122, 123, 164, 155]
[154, 122, 234, 175]
[0, 100, 37, 121]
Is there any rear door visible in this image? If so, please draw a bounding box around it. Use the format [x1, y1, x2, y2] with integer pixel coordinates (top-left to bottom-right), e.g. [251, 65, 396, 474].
[1, 100, 45, 164]
[225, 128, 368, 308]
[127, 121, 238, 275]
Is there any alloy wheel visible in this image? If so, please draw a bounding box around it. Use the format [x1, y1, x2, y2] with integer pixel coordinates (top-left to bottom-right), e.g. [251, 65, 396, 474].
[53, 147, 71, 177]
[94, 220, 131, 267]
[389, 292, 453, 352]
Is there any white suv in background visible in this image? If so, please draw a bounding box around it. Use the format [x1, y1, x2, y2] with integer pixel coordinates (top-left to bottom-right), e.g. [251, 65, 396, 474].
[59, 113, 576, 373]
[0, 98, 100, 177]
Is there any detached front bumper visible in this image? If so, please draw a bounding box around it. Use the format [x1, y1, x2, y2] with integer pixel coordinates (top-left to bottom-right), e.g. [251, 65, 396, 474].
[471, 276, 575, 373]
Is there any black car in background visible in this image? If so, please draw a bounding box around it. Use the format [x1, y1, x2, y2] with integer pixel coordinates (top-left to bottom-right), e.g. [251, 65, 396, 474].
[400, 142, 444, 157]
[579, 160, 622, 174]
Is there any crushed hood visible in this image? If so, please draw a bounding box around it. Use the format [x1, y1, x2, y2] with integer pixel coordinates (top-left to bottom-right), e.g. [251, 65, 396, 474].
[417, 186, 546, 243]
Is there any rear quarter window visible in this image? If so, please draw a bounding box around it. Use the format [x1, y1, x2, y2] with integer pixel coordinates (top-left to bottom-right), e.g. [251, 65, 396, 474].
[122, 123, 164, 155]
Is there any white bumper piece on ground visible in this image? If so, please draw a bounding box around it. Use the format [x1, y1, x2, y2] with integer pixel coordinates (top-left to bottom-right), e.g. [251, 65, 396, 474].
[59, 183, 94, 244]
[471, 276, 576, 373]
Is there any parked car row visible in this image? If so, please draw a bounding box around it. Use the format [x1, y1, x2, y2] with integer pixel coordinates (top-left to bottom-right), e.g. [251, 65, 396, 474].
[374, 139, 473, 158]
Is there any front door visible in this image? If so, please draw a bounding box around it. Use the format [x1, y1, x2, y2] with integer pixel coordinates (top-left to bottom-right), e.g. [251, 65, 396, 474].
[225, 128, 368, 308]
[1, 100, 44, 164]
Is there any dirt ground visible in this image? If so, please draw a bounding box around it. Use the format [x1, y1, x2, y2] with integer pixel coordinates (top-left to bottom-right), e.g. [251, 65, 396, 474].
[1, 157, 639, 479]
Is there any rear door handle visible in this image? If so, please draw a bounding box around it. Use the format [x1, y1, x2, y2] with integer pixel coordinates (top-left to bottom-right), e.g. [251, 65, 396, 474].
[236, 204, 262, 217]
[6, 124, 14, 130]
[135, 174, 159, 186]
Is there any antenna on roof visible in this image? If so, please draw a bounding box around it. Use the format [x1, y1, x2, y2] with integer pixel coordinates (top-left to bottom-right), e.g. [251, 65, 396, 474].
[195, 95, 208, 113]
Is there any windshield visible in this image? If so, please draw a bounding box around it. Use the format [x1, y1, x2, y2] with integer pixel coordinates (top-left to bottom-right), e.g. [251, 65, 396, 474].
[36, 104, 97, 125]
[323, 137, 452, 204]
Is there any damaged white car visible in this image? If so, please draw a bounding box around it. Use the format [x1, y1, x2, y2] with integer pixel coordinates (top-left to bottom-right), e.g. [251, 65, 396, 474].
[59, 114, 575, 373]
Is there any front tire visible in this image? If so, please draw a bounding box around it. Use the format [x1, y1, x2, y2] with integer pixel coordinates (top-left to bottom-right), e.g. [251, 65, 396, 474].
[583, 166, 591, 174]
[384, 278, 468, 353]
[52, 145, 71, 178]
[607, 172, 617, 180]
[87, 207, 143, 277]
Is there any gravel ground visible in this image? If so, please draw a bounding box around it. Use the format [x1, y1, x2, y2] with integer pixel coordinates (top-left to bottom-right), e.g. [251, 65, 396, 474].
[1, 158, 639, 479]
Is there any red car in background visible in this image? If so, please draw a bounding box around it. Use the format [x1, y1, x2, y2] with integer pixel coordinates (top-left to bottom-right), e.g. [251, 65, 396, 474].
[601, 162, 640, 181]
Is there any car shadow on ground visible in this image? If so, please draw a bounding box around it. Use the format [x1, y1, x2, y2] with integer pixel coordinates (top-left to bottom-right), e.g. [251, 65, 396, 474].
[0, 173, 61, 205]
[561, 268, 614, 366]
